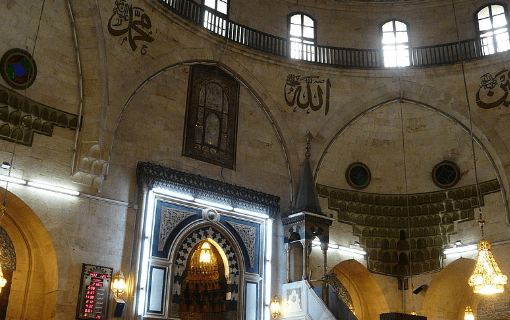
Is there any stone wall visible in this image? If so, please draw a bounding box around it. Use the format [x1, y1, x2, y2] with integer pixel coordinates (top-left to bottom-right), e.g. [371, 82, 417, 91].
[1, 0, 510, 319]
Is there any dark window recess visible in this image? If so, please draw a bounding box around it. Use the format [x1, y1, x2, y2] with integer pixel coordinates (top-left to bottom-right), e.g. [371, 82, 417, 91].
[432, 161, 460, 189]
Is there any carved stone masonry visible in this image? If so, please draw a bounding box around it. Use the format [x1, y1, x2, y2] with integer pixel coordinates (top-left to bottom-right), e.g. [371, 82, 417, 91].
[158, 207, 196, 251]
[227, 221, 256, 268]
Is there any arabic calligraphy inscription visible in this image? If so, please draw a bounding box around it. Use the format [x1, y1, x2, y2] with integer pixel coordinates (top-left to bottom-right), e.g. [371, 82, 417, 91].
[108, 0, 154, 55]
[284, 74, 331, 115]
[476, 69, 510, 109]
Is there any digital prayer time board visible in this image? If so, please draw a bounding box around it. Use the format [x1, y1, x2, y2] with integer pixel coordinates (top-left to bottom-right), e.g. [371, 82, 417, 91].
[76, 264, 113, 319]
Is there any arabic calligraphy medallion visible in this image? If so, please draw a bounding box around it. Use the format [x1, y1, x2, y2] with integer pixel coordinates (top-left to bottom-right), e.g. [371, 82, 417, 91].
[476, 69, 510, 109]
[108, 0, 155, 55]
[284, 74, 331, 115]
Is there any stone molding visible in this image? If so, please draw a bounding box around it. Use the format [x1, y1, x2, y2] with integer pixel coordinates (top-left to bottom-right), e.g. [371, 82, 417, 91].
[317, 179, 501, 276]
[0, 84, 80, 146]
[136, 162, 280, 217]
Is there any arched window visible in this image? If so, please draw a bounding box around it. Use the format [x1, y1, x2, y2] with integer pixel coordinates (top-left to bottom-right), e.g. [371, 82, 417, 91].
[477, 4, 510, 55]
[203, 0, 228, 36]
[382, 20, 410, 67]
[289, 13, 316, 61]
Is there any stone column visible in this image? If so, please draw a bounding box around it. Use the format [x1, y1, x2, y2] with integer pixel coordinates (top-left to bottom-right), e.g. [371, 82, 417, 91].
[285, 242, 291, 283]
[321, 242, 328, 277]
[321, 242, 329, 306]
[302, 239, 311, 280]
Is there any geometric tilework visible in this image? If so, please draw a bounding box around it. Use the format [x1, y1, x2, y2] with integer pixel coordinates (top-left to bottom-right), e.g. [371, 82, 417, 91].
[158, 207, 195, 251]
[226, 220, 255, 268]
[171, 226, 240, 315]
[0, 226, 15, 270]
[478, 293, 510, 320]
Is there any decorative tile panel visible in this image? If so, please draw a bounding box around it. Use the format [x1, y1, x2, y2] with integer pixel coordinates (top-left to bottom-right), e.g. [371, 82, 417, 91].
[226, 220, 256, 268]
[0, 226, 15, 270]
[478, 294, 510, 320]
[171, 226, 240, 316]
[158, 207, 196, 251]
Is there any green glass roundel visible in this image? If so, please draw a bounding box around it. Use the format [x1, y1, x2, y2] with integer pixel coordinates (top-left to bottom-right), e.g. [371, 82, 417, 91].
[346, 162, 371, 189]
[0, 48, 37, 90]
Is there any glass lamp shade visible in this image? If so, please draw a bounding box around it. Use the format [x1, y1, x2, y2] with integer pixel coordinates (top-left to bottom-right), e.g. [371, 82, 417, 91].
[0, 268, 6, 293]
[464, 306, 475, 320]
[468, 239, 508, 294]
[270, 295, 281, 319]
[199, 242, 212, 263]
[111, 270, 126, 299]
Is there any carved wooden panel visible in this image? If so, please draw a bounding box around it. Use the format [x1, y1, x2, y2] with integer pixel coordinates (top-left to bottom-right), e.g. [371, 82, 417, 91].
[183, 65, 239, 169]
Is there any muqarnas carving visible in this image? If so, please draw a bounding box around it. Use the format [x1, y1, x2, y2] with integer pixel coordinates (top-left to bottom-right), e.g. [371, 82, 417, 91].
[183, 65, 239, 169]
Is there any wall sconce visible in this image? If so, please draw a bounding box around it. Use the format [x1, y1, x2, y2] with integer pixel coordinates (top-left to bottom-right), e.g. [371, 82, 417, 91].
[111, 270, 126, 299]
[270, 295, 281, 319]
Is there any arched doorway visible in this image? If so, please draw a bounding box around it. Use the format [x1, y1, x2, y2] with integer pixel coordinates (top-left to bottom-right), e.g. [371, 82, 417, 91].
[421, 258, 476, 320]
[0, 188, 58, 319]
[179, 238, 229, 319]
[331, 259, 390, 320]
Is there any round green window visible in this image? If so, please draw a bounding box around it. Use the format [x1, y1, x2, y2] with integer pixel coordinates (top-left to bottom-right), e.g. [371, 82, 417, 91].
[346, 162, 371, 189]
[0, 48, 37, 90]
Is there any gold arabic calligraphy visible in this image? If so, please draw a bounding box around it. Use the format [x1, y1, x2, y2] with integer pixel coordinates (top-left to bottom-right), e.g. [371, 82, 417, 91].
[476, 69, 510, 109]
[284, 74, 331, 115]
[108, 0, 154, 54]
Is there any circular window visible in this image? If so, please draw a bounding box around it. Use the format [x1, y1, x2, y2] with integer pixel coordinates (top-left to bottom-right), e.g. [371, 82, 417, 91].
[346, 162, 371, 189]
[0, 48, 37, 90]
[432, 161, 460, 189]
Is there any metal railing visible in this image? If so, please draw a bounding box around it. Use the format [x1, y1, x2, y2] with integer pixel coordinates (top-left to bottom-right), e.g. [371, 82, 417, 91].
[159, 0, 488, 68]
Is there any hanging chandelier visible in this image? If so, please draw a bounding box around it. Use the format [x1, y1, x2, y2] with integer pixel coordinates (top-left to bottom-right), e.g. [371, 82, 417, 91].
[449, 0, 508, 295]
[468, 239, 507, 294]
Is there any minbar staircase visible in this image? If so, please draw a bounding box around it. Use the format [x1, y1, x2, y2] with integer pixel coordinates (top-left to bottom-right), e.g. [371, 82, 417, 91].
[281, 279, 357, 320]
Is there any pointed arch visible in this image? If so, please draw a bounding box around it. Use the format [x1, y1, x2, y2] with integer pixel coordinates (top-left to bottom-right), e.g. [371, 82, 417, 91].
[169, 221, 246, 319]
[331, 259, 390, 320]
[421, 258, 476, 319]
[0, 188, 58, 319]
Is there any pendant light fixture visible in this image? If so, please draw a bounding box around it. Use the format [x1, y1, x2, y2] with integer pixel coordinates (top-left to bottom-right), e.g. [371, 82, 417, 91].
[461, 42, 508, 296]
[449, 0, 508, 296]
[464, 305, 474, 320]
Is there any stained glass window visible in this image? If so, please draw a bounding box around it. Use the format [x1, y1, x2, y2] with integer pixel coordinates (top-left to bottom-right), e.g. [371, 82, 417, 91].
[184, 65, 239, 169]
[0, 49, 37, 90]
[432, 161, 460, 189]
[346, 162, 371, 189]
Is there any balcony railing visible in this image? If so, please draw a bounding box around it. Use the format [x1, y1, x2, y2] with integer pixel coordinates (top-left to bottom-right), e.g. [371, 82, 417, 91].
[159, 0, 487, 68]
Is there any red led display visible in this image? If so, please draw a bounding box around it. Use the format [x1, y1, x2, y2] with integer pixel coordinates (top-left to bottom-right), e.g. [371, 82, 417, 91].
[76, 264, 113, 320]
